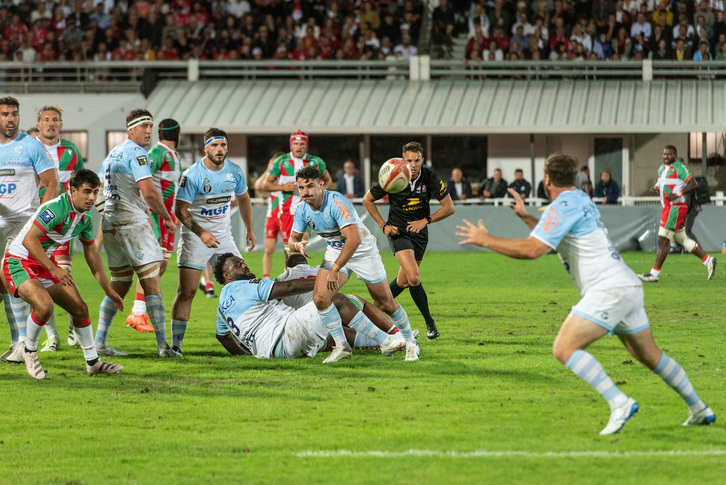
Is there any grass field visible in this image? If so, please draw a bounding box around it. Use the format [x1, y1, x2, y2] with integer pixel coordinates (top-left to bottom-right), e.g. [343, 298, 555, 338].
[1, 250, 724, 484]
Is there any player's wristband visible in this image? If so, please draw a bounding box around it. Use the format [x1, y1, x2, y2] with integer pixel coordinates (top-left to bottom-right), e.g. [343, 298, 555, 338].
[676, 191, 683, 198]
[426, 216, 432, 224]
[381, 222, 387, 230]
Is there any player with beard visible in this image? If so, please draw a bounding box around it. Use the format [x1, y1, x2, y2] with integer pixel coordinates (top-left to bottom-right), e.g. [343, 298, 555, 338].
[213, 253, 403, 359]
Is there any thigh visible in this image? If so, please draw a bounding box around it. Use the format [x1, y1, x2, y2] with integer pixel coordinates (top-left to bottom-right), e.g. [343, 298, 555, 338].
[553, 312, 610, 355]
[4, 256, 57, 297]
[571, 287, 649, 336]
[266, 216, 280, 240]
[394, 248, 420, 281]
[282, 302, 329, 358]
[47, 283, 87, 317]
[313, 268, 338, 307]
[105, 225, 163, 268]
[346, 244, 388, 284]
[364, 278, 396, 310]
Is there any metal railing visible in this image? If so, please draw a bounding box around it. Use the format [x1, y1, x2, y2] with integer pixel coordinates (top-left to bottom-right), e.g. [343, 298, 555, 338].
[1, 59, 724, 94]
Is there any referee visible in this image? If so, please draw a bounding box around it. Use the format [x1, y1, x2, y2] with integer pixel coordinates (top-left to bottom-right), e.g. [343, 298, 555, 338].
[363, 142, 455, 339]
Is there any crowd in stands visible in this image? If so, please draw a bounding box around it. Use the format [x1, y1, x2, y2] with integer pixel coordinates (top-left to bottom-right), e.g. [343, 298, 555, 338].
[1, 0, 724, 66]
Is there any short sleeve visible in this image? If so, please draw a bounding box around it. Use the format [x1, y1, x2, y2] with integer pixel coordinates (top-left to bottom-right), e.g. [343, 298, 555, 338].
[78, 215, 95, 245]
[369, 183, 387, 201]
[530, 198, 580, 249]
[33, 202, 63, 236]
[676, 162, 692, 182]
[216, 307, 230, 335]
[329, 194, 357, 229]
[129, 149, 153, 182]
[429, 171, 448, 200]
[254, 278, 275, 300]
[292, 206, 308, 233]
[315, 158, 326, 176]
[175, 170, 195, 203]
[235, 167, 248, 195]
[269, 157, 282, 178]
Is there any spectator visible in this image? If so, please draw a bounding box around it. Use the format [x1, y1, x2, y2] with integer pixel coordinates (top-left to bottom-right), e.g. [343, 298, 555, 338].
[536, 180, 547, 199]
[466, 23, 488, 58]
[593, 169, 621, 204]
[693, 40, 711, 60]
[631, 12, 652, 41]
[432, 0, 455, 37]
[484, 39, 504, 60]
[576, 165, 593, 196]
[593, 31, 614, 59]
[447, 168, 473, 201]
[336, 160, 365, 199]
[507, 169, 531, 200]
[469, 2, 490, 39]
[673, 38, 688, 60]
[480, 168, 508, 200]
[394, 34, 417, 58]
[360, 1, 381, 32]
[511, 25, 529, 53]
[489, 0, 511, 33]
[717, 41, 726, 60]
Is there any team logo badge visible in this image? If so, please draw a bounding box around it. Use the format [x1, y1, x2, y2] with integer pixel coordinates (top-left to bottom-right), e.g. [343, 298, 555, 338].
[227, 173, 234, 181]
[179, 176, 187, 188]
[14, 146, 22, 154]
[136, 155, 148, 166]
[306, 216, 315, 229]
[39, 208, 56, 224]
[136, 251, 144, 260]
[203, 177, 212, 193]
[250, 278, 261, 284]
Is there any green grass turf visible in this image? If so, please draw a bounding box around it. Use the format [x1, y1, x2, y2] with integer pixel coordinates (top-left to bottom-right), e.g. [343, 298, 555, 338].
[1, 251, 724, 484]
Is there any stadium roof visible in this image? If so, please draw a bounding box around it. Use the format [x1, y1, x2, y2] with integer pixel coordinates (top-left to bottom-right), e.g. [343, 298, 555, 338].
[146, 78, 726, 135]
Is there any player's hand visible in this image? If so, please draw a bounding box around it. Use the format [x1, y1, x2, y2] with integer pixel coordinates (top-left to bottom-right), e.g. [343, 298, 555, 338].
[507, 188, 528, 218]
[665, 193, 678, 202]
[107, 289, 124, 311]
[282, 182, 297, 192]
[455, 219, 489, 247]
[200, 231, 220, 248]
[246, 232, 256, 252]
[383, 224, 399, 236]
[326, 269, 339, 291]
[406, 219, 428, 234]
[650, 185, 660, 195]
[163, 217, 178, 233]
[51, 266, 74, 287]
[295, 240, 310, 258]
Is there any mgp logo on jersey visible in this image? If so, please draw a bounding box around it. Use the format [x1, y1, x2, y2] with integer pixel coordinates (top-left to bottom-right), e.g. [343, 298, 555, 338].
[39, 208, 56, 224]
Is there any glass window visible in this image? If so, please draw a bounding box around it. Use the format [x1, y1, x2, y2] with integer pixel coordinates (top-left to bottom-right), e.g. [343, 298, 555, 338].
[106, 131, 126, 154]
[431, 136, 487, 184]
[61, 131, 88, 161]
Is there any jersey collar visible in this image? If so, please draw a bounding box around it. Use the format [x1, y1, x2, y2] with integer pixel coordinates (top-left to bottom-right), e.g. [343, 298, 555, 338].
[409, 170, 422, 191]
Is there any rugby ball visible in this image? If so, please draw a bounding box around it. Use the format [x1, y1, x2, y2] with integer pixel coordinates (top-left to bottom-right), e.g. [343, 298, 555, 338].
[378, 158, 410, 193]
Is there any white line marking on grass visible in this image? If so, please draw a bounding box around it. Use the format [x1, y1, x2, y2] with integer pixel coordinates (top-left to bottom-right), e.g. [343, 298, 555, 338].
[297, 449, 726, 458]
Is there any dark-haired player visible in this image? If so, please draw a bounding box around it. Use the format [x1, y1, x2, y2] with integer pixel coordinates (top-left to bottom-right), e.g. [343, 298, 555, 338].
[95, 108, 179, 357]
[2, 169, 123, 378]
[169, 128, 256, 354]
[363, 142, 454, 339]
[126, 118, 182, 333]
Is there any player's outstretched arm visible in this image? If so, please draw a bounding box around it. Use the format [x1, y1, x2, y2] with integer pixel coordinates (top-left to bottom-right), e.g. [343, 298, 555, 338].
[456, 219, 550, 260]
[235, 192, 256, 251]
[288, 230, 310, 258]
[268, 278, 316, 300]
[507, 188, 539, 229]
[139, 178, 177, 232]
[82, 243, 124, 310]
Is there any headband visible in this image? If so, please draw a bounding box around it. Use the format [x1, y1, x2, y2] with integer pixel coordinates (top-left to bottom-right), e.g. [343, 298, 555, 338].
[290, 131, 308, 147]
[126, 115, 153, 129]
[205, 136, 227, 147]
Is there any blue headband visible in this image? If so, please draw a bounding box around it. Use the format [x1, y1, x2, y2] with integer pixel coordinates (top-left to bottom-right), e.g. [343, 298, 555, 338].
[205, 136, 227, 147]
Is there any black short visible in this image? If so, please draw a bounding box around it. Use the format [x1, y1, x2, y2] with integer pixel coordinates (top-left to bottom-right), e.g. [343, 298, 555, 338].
[388, 233, 428, 261]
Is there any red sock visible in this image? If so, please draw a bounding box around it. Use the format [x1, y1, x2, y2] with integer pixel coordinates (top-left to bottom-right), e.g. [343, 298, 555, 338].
[701, 255, 709, 263]
[73, 318, 91, 328]
[205, 282, 213, 291]
[135, 292, 145, 301]
[30, 311, 47, 326]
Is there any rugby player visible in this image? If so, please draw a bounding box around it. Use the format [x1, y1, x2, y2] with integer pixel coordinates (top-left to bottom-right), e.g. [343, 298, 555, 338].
[289, 165, 420, 362]
[255, 155, 283, 279]
[2, 169, 123, 378]
[363, 141, 454, 339]
[170, 128, 256, 354]
[457, 152, 715, 434]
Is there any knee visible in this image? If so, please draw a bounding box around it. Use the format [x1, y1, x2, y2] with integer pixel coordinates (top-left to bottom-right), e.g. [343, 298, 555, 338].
[176, 285, 196, 302]
[407, 274, 421, 287]
[378, 299, 398, 315]
[70, 302, 89, 321]
[313, 293, 331, 309]
[34, 299, 54, 321]
[552, 340, 572, 365]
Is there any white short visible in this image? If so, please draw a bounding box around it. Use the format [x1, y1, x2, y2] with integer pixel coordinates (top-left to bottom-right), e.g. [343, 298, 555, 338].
[177, 228, 241, 271]
[0, 218, 26, 254]
[571, 285, 650, 336]
[102, 223, 163, 269]
[282, 302, 329, 358]
[321, 242, 387, 284]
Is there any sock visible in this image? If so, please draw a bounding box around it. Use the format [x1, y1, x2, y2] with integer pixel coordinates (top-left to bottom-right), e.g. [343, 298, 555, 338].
[702, 255, 710, 264]
[3, 294, 19, 342]
[132, 292, 147, 315]
[146, 295, 168, 346]
[263, 274, 270, 278]
[318, 305, 348, 348]
[25, 312, 47, 352]
[11, 296, 30, 338]
[74, 320, 98, 362]
[205, 282, 214, 291]
[45, 312, 59, 339]
[387, 326, 400, 335]
[172, 319, 188, 348]
[200, 276, 207, 287]
[654, 353, 706, 413]
[347, 311, 387, 345]
[389, 279, 404, 298]
[389, 304, 414, 343]
[650, 268, 661, 277]
[95, 296, 118, 346]
[353, 333, 380, 348]
[409, 283, 435, 325]
[565, 350, 628, 410]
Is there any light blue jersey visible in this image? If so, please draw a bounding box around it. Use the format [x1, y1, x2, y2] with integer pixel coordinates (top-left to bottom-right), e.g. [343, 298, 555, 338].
[176, 159, 248, 235]
[216, 278, 294, 358]
[530, 189, 639, 294]
[101, 139, 153, 228]
[292, 190, 375, 250]
[0, 131, 56, 221]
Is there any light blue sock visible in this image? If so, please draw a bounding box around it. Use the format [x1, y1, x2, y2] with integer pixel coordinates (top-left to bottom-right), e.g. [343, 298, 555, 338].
[3, 294, 18, 342]
[353, 333, 380, 348]
[11, 296, 29, 338]
[654, 353, 705, 413]
[171, 319, 188, 348]
[389, 304, 414, 343]
[146, 295, 168, 346]
[566, 350, 628, 409]
[95, 296, 118, 345]
[348, 311, 387, 345]
[318, 305, 348, 348]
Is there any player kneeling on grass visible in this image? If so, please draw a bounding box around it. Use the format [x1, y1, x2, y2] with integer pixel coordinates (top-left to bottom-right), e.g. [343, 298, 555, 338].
[213, 253, 403, 360]
[456, 153, 715, 435]
[2, 169, 124, 379]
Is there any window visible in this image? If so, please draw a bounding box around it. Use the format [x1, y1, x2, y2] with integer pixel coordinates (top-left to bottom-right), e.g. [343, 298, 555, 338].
[689, 132, 726, 164]
[61, 131, 88, 161]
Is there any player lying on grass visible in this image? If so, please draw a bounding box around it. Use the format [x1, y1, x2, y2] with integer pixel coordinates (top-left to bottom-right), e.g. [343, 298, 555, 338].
[213, 253, 404, 360]
[2, 169, 124, 379]
[456, 152, 715, 435]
